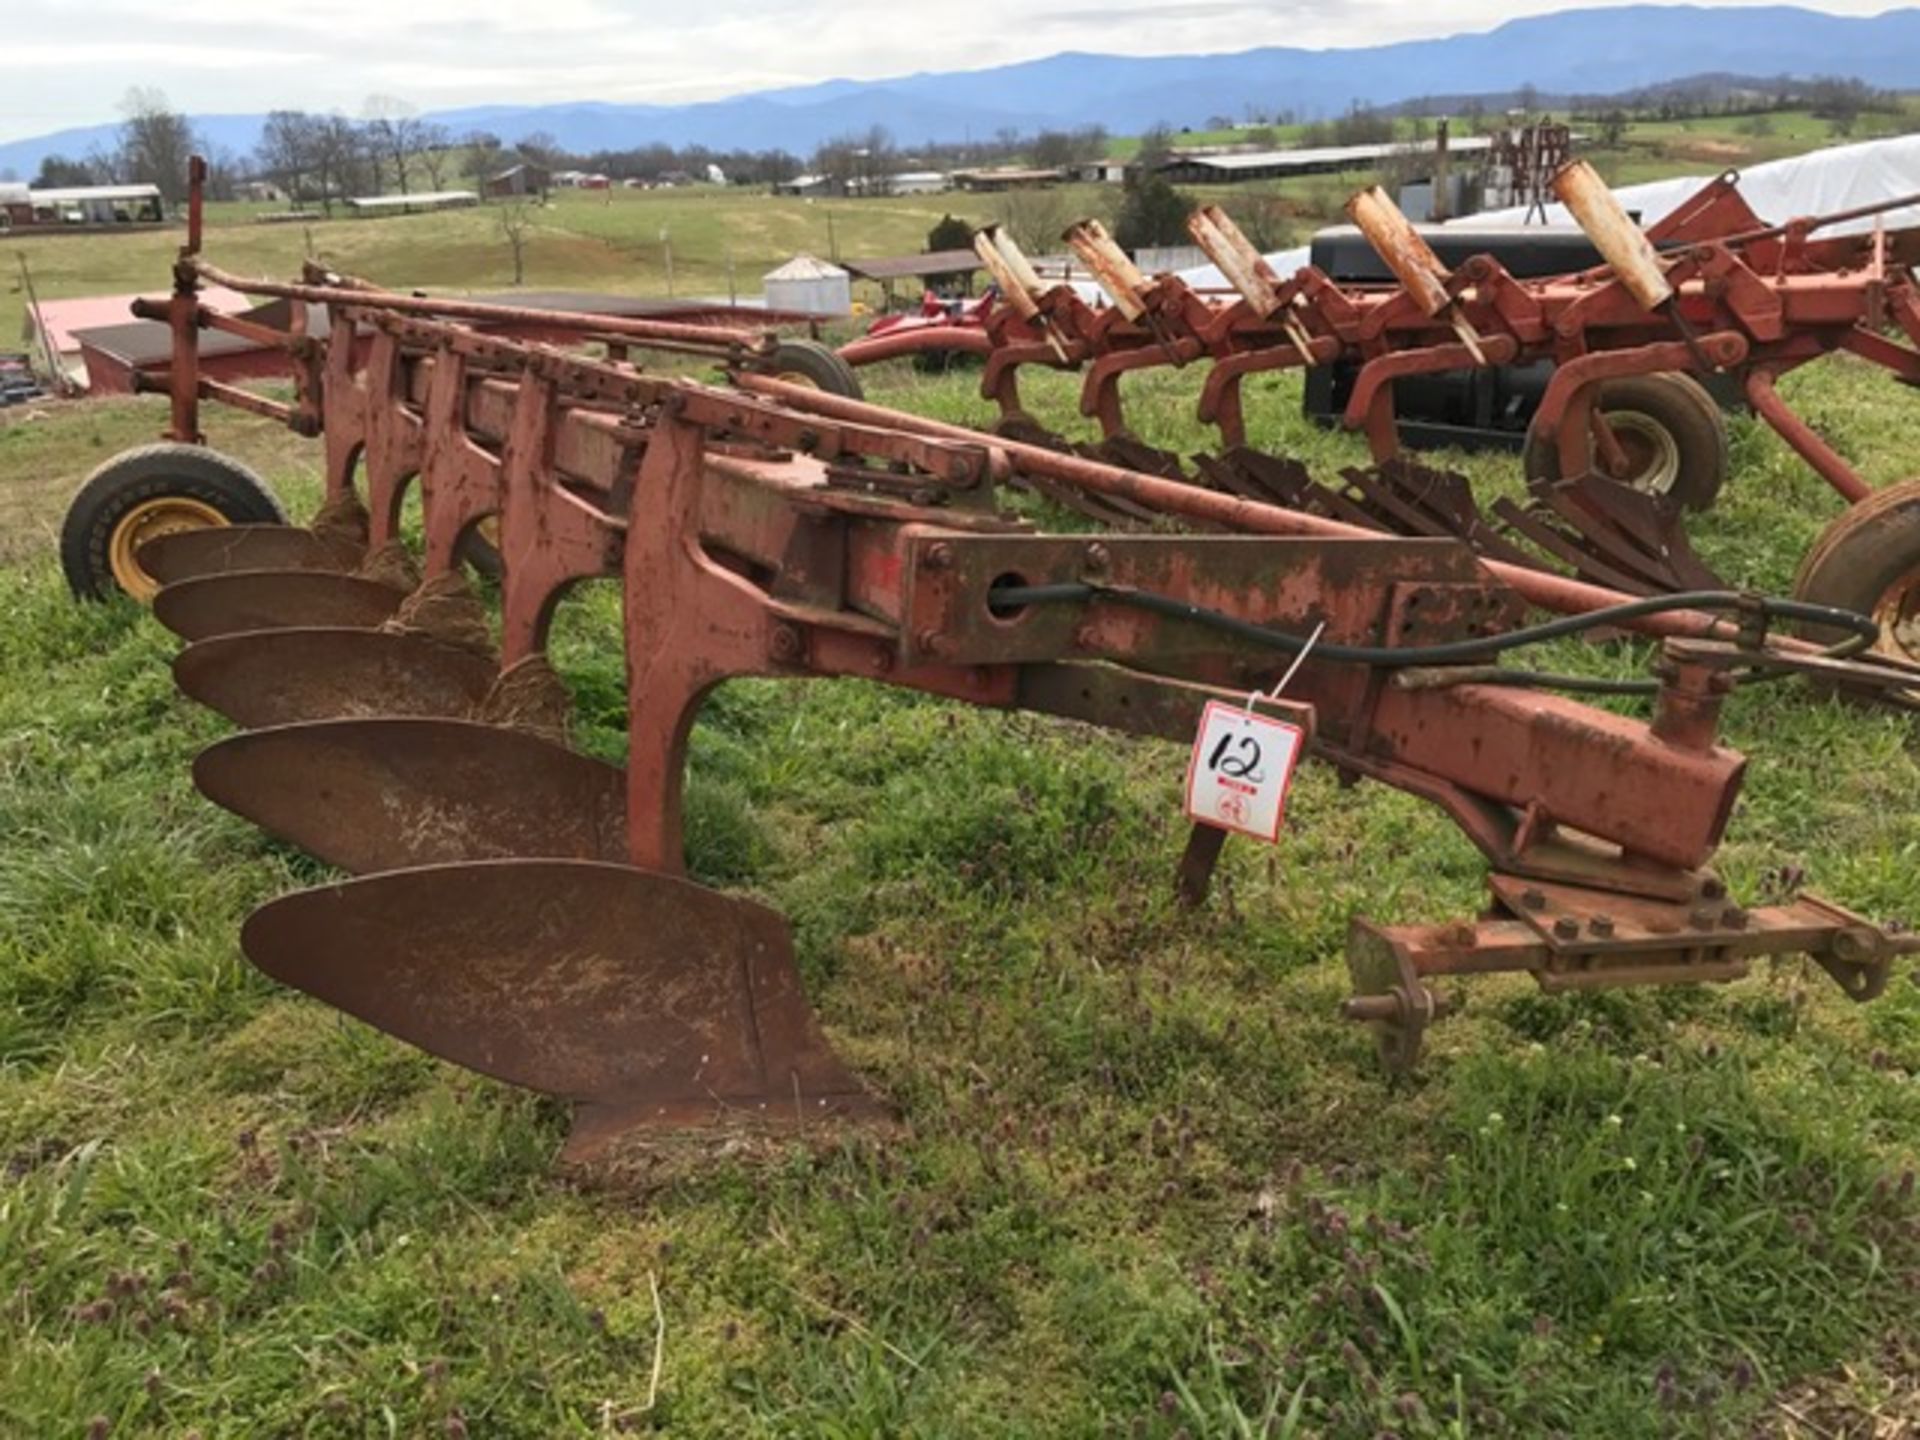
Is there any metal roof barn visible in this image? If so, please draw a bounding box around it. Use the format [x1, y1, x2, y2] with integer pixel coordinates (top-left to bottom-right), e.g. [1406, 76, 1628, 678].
[345, 191, 480, 215]
[1156, 137, 1494, 185]
[29, 183, 165, 224]
[763, 254, 851, 317]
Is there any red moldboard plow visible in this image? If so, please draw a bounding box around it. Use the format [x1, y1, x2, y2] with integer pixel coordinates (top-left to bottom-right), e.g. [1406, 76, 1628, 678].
[102, 165, 1920, 1166]
[842, 166, 1920, 655]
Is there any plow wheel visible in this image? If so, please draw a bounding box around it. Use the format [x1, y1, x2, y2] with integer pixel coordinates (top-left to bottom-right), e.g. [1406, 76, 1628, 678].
[1524, 373, 1729, 512]
[757, 339, 864, 400]
[61, 444, 289, 601]
[1794, 479, 1920, 667]
[242, 859, 890, 1160]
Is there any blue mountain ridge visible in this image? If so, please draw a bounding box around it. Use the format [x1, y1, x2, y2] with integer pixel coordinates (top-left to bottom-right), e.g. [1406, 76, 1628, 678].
[2, 5, 1913, 180]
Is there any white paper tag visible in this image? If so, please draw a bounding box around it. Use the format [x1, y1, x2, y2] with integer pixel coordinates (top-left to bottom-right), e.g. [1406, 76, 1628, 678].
[1184, 700, 1305, 844]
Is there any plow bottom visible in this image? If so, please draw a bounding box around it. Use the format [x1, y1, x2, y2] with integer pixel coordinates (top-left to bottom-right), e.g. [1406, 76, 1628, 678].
[151, 570, 408, 641]
[172, 629, 500, 728]
[193, 718, 626, 874]
[136, 524, 363, 587]
[242, 859, 889, 1160]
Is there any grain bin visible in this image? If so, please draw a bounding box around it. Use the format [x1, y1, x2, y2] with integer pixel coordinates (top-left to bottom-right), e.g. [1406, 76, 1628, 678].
[763, 254, 851, 317]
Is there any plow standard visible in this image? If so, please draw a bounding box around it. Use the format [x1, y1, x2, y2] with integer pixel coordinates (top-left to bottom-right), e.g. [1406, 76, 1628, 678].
[63, 159, 1920, 1164]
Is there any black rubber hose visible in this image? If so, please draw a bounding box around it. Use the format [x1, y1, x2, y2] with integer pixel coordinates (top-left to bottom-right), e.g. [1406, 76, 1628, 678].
[985, 581, 1879, 666]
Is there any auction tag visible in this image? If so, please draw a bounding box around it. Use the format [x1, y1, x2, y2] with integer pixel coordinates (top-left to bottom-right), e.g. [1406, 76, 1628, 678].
[1184, 700, 1305, 844]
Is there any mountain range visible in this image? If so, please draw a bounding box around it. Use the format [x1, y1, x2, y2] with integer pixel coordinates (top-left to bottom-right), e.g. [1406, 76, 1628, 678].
[2, 4, 1915, 179]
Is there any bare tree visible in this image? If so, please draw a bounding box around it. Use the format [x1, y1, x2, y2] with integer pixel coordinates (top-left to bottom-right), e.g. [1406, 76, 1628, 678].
[498, 199, 535, 284]
[309, 114, 370, 215]
[117, 87, 196, 205]
[415, 121, 454, 190]
[463, 130, 505, 190]
[998, 187, 1076, 255]
[256, 110, 318, 201]
[853, 125, 896, 195]
[363, 94, 424, 194]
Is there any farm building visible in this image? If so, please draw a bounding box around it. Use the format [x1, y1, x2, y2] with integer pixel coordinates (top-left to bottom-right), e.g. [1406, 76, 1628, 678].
[485, 163, 550, 199]
[774, 174, 836, 197]
[763, 254, 851, 316]
[344, 190, 480, 217]
[1153, 136, 1494, 186]
[22, 287, 251, 390]
[0, 182, 31, 229]
[951, 167, 1063, 192]
[887, 171, 949, 196]
[843, 249, 981, 308]
[26, 183, 165, 226]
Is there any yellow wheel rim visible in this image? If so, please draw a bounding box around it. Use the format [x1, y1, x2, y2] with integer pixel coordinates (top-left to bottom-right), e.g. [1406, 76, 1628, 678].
[774, 370, 822, 389]
[108, 496, 227, 601]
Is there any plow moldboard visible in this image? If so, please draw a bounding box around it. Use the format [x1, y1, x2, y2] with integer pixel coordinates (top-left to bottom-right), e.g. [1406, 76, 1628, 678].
[173, 628, 498, 727]
[152, 570, 406, 641]
[194, 717, 625, 873]
[242, 859, 888, 1159]
[136, 525, 363, 587]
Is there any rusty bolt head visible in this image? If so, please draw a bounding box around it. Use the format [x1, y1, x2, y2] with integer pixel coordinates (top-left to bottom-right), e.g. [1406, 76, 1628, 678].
[1689, 905, 1717, 929]
[768, 624, 804, 663]
[1520, 889, 1546, 911]
[1698, 876, 1727, 901]
[915, 629, 949, 659]
[924, 542, 954, 571]
[1832, 928, 1878, 964]
[1447, 923, 1477, 948]
[1084, 542, 1112, 575]
[948, 454, 976, 483]
[1722, 907, 1749, 931]
[1552, 917, 1580, 941]
[1588, 915, 1615, 938]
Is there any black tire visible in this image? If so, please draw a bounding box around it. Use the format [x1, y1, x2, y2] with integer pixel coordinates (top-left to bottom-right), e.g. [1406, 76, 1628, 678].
[1792, 478, 1920, 659]
[763, 339, 864, 400]
[456, 518, 504, 581]
[61, 443, 288, 602]
[1523, 372, 1729, 513]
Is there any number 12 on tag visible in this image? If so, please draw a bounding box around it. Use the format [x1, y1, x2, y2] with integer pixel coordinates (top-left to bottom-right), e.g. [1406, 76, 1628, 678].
[1184, 700, 1306, 844]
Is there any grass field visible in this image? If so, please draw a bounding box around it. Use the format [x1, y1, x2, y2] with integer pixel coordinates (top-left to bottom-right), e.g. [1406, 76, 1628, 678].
[2, 336, 1919, 1436]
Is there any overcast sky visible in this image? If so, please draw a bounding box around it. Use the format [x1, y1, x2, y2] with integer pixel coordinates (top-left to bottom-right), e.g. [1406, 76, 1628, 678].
[2, 0, 1896, 142]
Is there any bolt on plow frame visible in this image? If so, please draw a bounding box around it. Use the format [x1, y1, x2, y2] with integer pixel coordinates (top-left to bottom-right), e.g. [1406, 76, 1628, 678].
[71, 172, 1920, 1167]
[839, 164, 1920, 663]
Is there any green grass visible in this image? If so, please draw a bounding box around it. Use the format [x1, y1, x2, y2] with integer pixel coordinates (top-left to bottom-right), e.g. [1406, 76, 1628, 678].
[2, 329, 1920, 1436]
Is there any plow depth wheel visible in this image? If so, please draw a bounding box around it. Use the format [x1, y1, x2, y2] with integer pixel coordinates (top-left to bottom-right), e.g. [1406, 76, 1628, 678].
[62, 443, 288, 601]
[1525, 373, 1729, 512]
[1794, 478, 1920, 664]
[761, 339, 864, 400]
